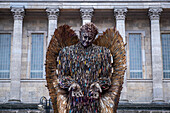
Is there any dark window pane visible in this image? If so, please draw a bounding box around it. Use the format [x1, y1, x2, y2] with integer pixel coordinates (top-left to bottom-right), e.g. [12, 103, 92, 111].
[162, 34, 170, 79]
[0, 34, 11, 78]
[31, 34, 44, 78]
[129, 33, 143, 79]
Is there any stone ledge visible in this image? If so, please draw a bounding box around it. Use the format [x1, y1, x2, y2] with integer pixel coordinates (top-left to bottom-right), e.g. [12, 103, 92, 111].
[0, 103, 38, 109]
[118, 103, 170, 110]
[0, 0, 169, 2]
[0, 103, 170, 110]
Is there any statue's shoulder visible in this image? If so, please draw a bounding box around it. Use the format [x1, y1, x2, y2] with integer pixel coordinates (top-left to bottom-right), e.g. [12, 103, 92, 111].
[92, 44, 111, 54]
[59, 44, 77, 54]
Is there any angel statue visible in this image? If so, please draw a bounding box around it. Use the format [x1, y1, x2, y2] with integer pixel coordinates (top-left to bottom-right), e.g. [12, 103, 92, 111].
[45, 23, 126, 113]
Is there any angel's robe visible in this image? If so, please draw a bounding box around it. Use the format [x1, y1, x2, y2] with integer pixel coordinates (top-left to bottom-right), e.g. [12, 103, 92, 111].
[57, 42, 112, 113]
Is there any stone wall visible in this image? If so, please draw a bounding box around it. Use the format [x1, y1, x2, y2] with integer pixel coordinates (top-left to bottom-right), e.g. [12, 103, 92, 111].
[163, 82, 170, 103]
[160, 9, 170, 103]
[0, 6, 170, 107]
[92, 10, 115, 32]
[127, 82, 152, 103]
[0, 82, 10, 103]
[58, 10, 81, 34]
[21, 12, 48, 79]
[126, 10, 152, 79]
[0, 14, 13, 103]
[0, 14, 13, 31]
[125, 10, 153, 103]
[21, 81, 49, 103]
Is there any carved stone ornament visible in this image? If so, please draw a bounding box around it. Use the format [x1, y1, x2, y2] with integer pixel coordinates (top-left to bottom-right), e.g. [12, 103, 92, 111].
[80, 8, 94, 20]
[46, 8, 59, 20]
[11, 6, 25, 20]
[149, 8, 163, 20]
[114, 8, 128, 20]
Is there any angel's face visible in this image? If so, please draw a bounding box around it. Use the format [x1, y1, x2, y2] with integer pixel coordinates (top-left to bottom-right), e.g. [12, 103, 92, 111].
[80, 32, 94, 47]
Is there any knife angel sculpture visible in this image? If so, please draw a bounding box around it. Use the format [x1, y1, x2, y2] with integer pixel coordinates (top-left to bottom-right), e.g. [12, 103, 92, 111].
[45, 23, 126, 113]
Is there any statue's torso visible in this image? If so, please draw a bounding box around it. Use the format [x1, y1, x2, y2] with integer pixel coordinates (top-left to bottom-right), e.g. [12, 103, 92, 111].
[58, 43, 111, 113]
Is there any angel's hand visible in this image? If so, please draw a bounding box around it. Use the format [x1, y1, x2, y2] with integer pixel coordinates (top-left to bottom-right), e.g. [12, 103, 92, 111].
[90, 82, 102, 93]
[68, 83, 84, 97]
[89, 82, 102, 99]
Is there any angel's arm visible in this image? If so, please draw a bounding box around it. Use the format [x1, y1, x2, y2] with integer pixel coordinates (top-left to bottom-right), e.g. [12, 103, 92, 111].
[57, 49, 75, 89]
[90, 50, 113, 92]
[100, 55, 113, 91]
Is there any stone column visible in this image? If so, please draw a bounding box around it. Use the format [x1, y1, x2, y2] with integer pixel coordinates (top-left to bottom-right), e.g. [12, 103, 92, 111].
[114, 8, 127, 43]
[80, 8, 94, 25]
[9, 6, 25, 102]
[114, 8, 128, 102]
[46, 8, 59, 46]
[148, 8, 164, 102]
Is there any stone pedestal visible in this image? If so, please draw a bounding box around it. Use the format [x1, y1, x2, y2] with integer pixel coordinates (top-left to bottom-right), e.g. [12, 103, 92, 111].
[9, 6, 25, 102]
[114, 8, 128, 102]
[80, 8, 94, 25]
[46, 8, 59, 46]
[148, 7, 164, 102]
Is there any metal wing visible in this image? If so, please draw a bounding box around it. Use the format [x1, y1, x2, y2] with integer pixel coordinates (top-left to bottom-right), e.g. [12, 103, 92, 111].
[45, 25, 79, 113]
[93, 28, 126, 113]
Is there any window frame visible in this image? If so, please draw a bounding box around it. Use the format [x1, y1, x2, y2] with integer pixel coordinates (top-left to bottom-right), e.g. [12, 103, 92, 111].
[27, 31, 47, 79]
[161, 31, 170, 79]
[0, 31, 12, 79]
[126, 31, 146, 79]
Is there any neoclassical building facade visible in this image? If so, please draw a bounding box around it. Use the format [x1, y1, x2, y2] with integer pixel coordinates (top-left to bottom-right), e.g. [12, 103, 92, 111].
[0, 0, 170, 112]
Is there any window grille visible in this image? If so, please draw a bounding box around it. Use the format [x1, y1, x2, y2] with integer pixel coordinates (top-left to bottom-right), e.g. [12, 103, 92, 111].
[31, 34, 44, 78]
[129, 33, 143, 78]
[0, 34, 11, 78]
[162, 34, 170, 78]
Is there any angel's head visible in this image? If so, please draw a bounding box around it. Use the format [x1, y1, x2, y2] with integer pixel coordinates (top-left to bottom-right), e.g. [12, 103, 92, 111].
[80, 23, 98, 48]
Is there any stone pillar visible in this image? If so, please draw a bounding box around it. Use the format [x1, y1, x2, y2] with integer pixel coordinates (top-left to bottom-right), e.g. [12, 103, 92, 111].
[9, 6, 25, 102]
[114, 8, 127, 43]
[148, 8, 164, 102]
[114, 8, 128, 102]
[46, 7, 59, 46]
[80, 8, 94, 25]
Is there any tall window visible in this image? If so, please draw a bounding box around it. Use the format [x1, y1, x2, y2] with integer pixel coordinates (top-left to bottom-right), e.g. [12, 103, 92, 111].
[0, 34, 11, 78]
[31, 34, 44, 78]
[129, 33, 143, 79]
[162, 34, 170, 78]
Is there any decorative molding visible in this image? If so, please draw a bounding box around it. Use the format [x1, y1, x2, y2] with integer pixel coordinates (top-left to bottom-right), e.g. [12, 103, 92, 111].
[11, 6, 25, 20]
[46, 8, 59, 20]
[126, 30, 145, 37]
[0, 79, 11, 82]
[148, 8, 163, 20]
[20, 79, 46, 82]
[114, 8, 128, 20]
[80, 8, 94, 20]
[127, 79, 153, 82]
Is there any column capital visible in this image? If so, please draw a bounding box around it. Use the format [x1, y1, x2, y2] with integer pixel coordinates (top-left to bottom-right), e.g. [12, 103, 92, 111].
[11, 6, 25, 20]
[80, 7, 94, 20]
[114, 8, 128, 20]
[148, 7, 163, 20]
[46, 7, 59, 20]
